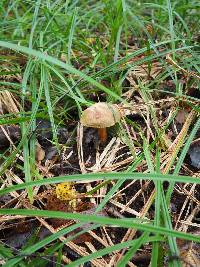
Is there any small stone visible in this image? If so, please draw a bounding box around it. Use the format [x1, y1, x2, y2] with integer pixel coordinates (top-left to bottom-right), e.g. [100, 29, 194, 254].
[188, 143, 200, 169]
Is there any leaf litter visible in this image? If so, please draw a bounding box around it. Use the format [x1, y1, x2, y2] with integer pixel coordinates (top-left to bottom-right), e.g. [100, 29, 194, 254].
[0, 19, 200, 267]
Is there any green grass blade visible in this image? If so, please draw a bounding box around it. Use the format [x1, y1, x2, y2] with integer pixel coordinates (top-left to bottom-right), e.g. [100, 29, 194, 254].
[0, 208, 199, 243]
[3, 223, 99, 267]
[151, 148, 162, 266]
[166, 116, 200, 204]
[29, 0, 41, 49]
[116, 232, 149, 267]
[41, 64, 59, 149]
[21, 59, 34, 202]
[67, 236, 160, 267]
[1, 172, 200, 197]
[161, 187, 181, 267]
[0, 41, 124, 103]
[67, 7, 78, 63]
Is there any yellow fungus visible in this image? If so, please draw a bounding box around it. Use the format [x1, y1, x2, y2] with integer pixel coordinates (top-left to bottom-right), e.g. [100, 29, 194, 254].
[55, 182, 77, 208]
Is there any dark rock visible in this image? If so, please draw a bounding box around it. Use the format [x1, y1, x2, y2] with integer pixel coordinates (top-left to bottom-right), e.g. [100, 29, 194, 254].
[0, 125, 20, 148]
[188, 142, 200, 169]
[45, 146, 58, 160]
[0, 120, 69, 149]
[36, 119, 69, 146]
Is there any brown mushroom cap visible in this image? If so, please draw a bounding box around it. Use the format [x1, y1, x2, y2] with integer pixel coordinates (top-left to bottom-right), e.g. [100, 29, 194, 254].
[80, 102, 122, 128]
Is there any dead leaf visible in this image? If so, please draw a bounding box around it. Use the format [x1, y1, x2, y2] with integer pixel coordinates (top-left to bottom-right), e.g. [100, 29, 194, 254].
[36, 141, 45, 161]
[175, 110, 188, 124]
[180, 248, 200, 267]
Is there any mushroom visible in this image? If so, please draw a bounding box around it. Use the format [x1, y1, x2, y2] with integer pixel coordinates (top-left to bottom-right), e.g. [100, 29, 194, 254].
[80, 102, 123, 143]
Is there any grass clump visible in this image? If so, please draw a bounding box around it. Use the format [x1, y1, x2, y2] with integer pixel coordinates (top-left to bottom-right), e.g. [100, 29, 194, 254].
[0, 0, 200, 266]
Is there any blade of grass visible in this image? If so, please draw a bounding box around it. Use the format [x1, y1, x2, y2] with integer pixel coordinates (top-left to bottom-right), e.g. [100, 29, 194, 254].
[151, 148, 163, 267]
[29, 74, 37, 180]
[0, 242, 27, 267]
[0, 41, 125, 103]
[67, 7, 78, 64]
[29, 0, 41, 49]
[66, 236, 162, 267]
[1, 172, 200, 197]
[166, 116, 200, 204]
[94, 110, 178, 212]
[0, 209, 199, 243]
[167, 0, 176, 58]
[161, 186, 181, 267]
[114, 25, 122, 63]
[116, 232, 149, 267]
[21, 59, 35, 202]
[3, 222, 99, 267]
[41, 64, 59, 150]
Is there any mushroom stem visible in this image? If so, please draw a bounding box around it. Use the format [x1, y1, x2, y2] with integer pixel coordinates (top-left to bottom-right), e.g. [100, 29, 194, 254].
[98, 128, 107, 143]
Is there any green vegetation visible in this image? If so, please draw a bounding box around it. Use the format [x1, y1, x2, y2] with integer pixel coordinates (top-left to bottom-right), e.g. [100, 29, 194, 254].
[0, 0, 199, 266]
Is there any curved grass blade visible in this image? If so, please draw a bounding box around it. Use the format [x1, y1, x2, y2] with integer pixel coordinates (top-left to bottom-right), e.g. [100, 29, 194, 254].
[0, 41, 124, 103]
[66, 236, 161, 267]
[166, 116, 200, 204]
[3, 222, 99, 267]
[0, 209, 199, 243]
[0, 172, 200, 197]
